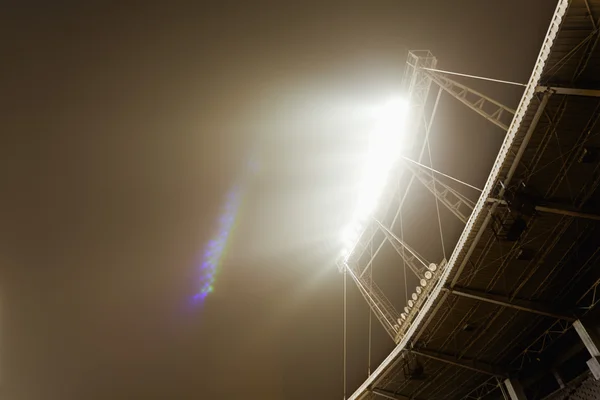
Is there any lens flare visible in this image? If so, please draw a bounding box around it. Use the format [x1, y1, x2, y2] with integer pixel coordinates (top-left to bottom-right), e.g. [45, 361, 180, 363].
[193, 150, 258, 302]
[193, 184, 242, 301]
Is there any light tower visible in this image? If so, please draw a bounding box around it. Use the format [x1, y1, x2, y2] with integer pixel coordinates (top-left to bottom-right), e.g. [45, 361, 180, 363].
[338, 47, 518, 346]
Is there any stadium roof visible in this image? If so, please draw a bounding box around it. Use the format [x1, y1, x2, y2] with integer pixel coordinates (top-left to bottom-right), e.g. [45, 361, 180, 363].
[349, 0, 600, 398]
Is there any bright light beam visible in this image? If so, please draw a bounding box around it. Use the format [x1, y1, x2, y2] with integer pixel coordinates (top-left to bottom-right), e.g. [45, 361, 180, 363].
[340, 97, 410, 260]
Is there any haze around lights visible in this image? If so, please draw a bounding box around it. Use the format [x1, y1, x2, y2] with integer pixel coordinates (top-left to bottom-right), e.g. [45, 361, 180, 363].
[341, 97, 410, 260]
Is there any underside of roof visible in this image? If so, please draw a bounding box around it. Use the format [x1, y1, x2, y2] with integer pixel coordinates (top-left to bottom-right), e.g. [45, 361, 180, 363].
[349, 1, 600, 399]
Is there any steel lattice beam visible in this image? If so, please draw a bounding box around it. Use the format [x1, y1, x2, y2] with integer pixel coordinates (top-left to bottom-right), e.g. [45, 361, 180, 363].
[544, 102, 600, 199]
[426, 70, 515, 131]
[458, 376, 502, 400]
[343, 263, 401, 341]
[444, 286, 575, 321]
[372, 219, 430, 280]
[536, 86, 600, 97]
[409, 348, 506, 377]
[487, 197, 600, 221]
[345, 1, 571, 395]
[371, 388, 411, 400]
[404, 159, 475, 224]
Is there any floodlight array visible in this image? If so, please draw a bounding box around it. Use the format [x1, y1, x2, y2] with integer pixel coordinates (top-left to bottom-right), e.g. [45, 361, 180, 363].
[340, 98, 410, 261]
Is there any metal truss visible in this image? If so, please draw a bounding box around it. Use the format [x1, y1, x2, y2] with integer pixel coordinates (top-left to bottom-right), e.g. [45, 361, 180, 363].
[445, 286, 574, 321]
[383, 348, 500, 400]
[341, 51, 445, 345]
[427, 367, 469, 399]
[512, 318, 572, 370]
[455, 217, 573, 362]
[348, 5, 600, 400]
[423, 297, 479, 350]
[459, 376, 503, 400]
[509, 216, 572, 300]
[371, 388, 411, 400]
[367, 353, 432, 398]
[390, 359, 465, 400]
[343, 52, 438, 275]
[344, 261, 401, 341]
[521, 97, 600, 209]
[372, 219, 432, 280]
[570, 9, 599, 82]
[412, 292, 457, 345]
[344, 7, 578, 393]
[425, 70, 515, 131]
[411, 213, 574, 392]
[510, 275, 600, 371]
[536, 86, 600, 97]
[395, 260, 447, 344]
[421, 213, 572, 377]
[575, 156, 600, 208]
[418, 216, 541, 351]
[452, 191, 551, 291]
[481, 204, 573, 296]
[431, 90, 553, 355]
[404, 51, 438, 137]
[577, 278, 600, 312]
[556, 239, 600, 303]
[403, 159, 475, 224]
[544, 103, 600, 199]
[395, 359, 455, 399]
[409, 362, 489, 400]
[458, 219, 536, 290]
[542, 4, 598, 84]
[409, 348, 506, 377]
[476, 223, 599, 370]
[521, 96, 569, 184]
[530, 220, 594, 300]
[394, 4, 577, 396]
[371, 354, 412, 396]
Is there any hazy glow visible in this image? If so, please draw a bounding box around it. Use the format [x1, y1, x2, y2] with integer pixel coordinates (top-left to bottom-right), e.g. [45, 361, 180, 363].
[341, 97, 409, 259]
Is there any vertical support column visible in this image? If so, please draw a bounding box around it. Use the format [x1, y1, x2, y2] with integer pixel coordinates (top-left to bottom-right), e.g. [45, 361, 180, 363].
[498, 378, 510, 400]
[573, 319, 600, 379]
[504, 378, 527, 400]
[552, 370, 565, 389]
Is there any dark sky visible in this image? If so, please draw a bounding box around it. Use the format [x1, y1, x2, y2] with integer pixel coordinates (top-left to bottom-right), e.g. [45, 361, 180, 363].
[1, 2, 556, 399]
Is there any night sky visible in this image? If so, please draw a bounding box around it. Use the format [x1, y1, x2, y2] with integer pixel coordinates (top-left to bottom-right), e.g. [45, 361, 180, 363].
[1, 2, 557, 399]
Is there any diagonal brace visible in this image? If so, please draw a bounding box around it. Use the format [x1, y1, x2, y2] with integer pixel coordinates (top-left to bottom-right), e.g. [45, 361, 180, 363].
[426, 70, 515, 131]
[445, 286, 575, 321]
[409, 348, 507, 377]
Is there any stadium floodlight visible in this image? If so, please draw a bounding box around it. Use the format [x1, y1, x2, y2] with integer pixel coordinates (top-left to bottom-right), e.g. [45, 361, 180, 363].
[340, 97, 410, 260]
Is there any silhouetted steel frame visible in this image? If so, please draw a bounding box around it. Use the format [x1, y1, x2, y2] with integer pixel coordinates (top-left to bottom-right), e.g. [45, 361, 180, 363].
[347, 1, 570, 399]
[401, 4, 600, 398]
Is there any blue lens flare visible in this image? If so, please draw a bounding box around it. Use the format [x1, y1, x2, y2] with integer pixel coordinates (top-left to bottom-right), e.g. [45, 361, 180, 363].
[194, 183, 242, 300]
[192, 147, 259, 303]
